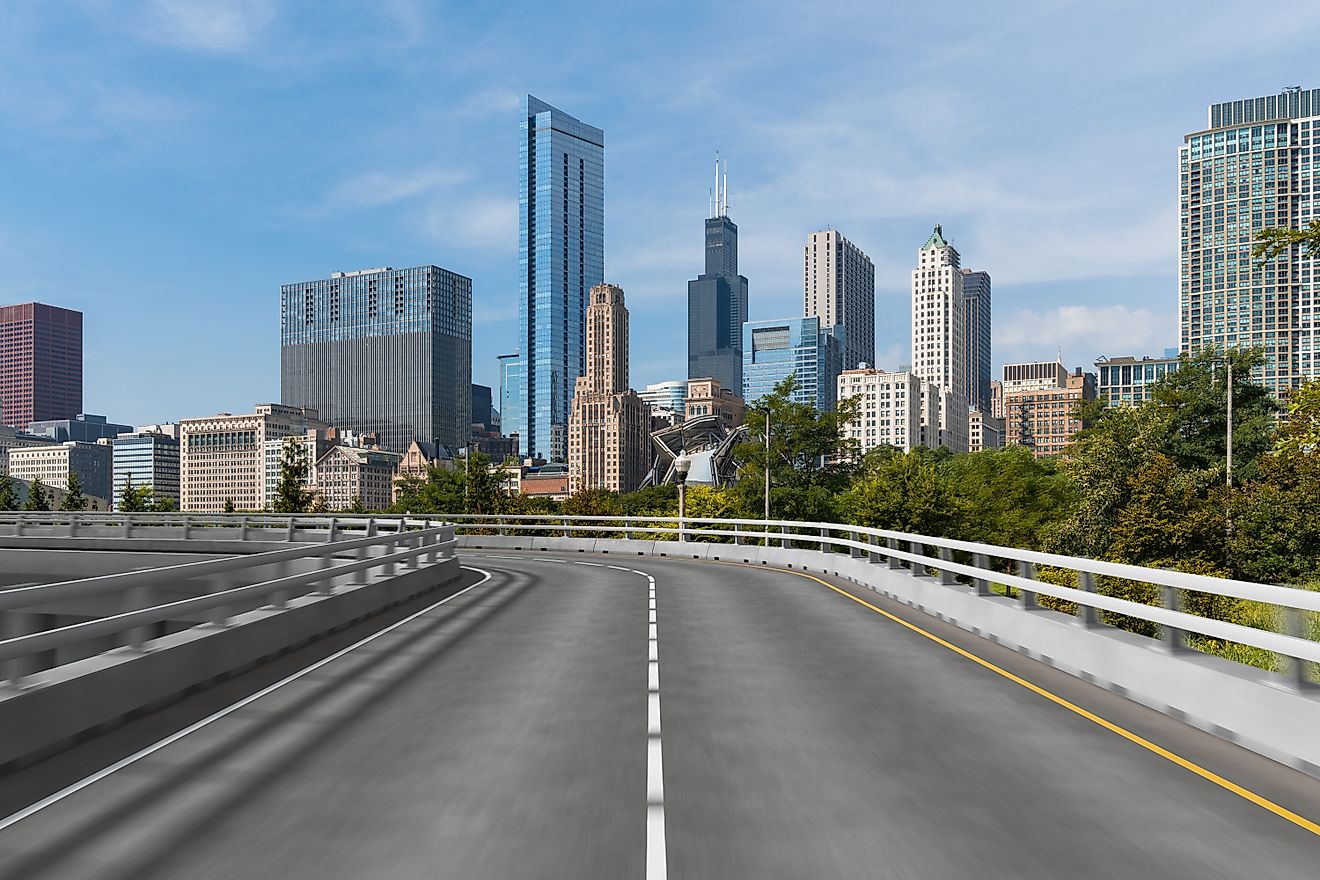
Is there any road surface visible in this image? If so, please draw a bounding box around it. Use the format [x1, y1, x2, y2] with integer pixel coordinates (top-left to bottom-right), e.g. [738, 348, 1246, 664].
[1, 552, 1318, 878]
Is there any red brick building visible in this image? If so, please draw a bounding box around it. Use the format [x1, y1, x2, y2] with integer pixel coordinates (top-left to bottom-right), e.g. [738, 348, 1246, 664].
[0, 302, 82, 428]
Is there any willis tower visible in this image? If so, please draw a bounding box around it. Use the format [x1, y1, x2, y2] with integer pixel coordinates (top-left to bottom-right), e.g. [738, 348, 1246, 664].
[687, 157, 748, 393]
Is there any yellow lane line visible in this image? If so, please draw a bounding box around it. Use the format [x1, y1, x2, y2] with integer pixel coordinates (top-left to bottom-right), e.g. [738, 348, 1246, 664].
[741, 561, 1320, 838]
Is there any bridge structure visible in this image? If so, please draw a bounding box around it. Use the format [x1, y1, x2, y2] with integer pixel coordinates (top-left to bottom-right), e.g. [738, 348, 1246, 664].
[1, 511, 1319, 878]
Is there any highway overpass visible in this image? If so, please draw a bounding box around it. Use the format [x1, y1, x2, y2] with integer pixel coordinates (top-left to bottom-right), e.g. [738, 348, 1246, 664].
[0, 513, 1318, 878]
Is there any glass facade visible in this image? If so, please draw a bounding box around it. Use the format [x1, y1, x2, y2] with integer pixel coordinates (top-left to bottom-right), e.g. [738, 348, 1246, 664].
[1180, 88, 1320, 395]
[279, 265, 472, 454]
[507, 95, 605, 463]
[1094, 355, 1180, 406]
[688, 216, 749, 391]
[960, 270, 993, 413]
[742, 316, 841, 411]
[111, 433, 180, 509]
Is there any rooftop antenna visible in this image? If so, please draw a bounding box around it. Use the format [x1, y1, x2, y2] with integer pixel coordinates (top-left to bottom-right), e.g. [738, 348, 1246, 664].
[725, 161, 731, 215]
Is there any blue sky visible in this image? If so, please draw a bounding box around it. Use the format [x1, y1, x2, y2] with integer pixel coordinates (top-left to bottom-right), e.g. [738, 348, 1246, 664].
[2, 1, 1319, 426]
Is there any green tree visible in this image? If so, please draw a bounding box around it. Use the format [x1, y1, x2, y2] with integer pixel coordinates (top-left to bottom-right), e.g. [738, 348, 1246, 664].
[0, 474, 17, 511]
[1253, 219, 1320, 262]
[24, 477, 50, 512]
[60, 471, 87, 511]
[1274, 378, 1320, 456]
[1149, 348, 1278, 482]
[152, 493, 178, 512]
[562, 488, 622, 517]
[119, 482, 156, 513]
[840, 447, 962, 536]
[391, 464, 465, 514]
[619, 484, 677, 517]
[463, 450, 505, 514]
[941, 446, 1077, 549]
[223, 497, 236, 513]
[347, 494, 367, 514]
[734, 375, 860, 522]
[272, 437, 314, 513]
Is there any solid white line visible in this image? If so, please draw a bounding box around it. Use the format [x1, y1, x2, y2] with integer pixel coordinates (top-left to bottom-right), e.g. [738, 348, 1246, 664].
[463, 553, 670, 877]
[0, 567, 494, 834]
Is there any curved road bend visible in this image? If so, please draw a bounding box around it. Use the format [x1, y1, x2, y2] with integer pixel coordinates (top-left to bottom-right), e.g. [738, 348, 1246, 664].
[0, 553, 1318, 878]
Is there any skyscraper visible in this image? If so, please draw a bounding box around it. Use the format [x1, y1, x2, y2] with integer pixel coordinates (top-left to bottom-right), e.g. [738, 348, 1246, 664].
[568, 284, 649, 494]
[0, 302, 82, 428]
[960, 268, 992, 413]
[1180, 87, 1320, 395]
[688, 158, 749, 392]
[911, 225, 968, 399]
[507, 95, 605, 463]
[280, 265, 472, 454]
[742, 316, 842, 411]
[804, 230, 875, 371]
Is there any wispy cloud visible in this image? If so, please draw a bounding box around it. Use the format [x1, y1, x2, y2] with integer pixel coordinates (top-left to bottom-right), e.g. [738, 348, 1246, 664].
[327, 168, 468, 210]
[137, 0, 277, 52]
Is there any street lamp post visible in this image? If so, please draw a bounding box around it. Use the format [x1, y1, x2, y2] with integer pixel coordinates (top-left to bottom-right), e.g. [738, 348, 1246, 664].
[674, 452, 691, 543]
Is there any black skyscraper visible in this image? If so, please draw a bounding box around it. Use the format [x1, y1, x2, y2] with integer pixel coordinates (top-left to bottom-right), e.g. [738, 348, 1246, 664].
[688, 160, 748, 393]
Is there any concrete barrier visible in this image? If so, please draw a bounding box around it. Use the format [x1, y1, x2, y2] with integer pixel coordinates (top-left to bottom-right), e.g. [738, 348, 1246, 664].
[0, 557, 461, 769]
[458, 536, 1320, 779]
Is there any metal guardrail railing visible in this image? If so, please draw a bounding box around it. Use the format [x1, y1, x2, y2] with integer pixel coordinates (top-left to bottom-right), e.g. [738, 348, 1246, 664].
[0, 516, 456, 687]
[0, 512, 427, 542]
[445, 513, 1320, 687]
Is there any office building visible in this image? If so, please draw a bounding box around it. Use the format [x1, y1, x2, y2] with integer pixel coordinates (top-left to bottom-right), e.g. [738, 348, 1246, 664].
[742, 316, 842, 411]
[1004, 369, 1096, 458]
[961, 269, 993, 413]
[1002, 360, 1071, 394]
[1095, 354, 1182, 406]
[280, 265, 471, 455]
[471, 384, 494, 433]
[911, 225, 968, 400]
[684, 378, 745, 429]
[805, 230, 875, 372]
[921, 386, 971, 453]
[111, 432, 180, 510]
[836, 367, 930, 453]
[0, 302, 82, 428]
[8, 440, 112, 503]
[969, 409, 1005, 452]
[313, 445, 402, 512]
[689, 160, 749, 392]
[639, 380, 688, 420]
[28, 413, 131, 443]
[1180, 87, 1320, 395]
[507, 96, 605, 462]
[990, 380, 1005, 419]
[135, 423, 181, 440]
[567, 284, 649, 494]
[180, 404, 326, 512]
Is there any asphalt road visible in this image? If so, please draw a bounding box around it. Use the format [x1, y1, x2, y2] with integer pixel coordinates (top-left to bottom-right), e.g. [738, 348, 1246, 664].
[1, 552, 1318, 878]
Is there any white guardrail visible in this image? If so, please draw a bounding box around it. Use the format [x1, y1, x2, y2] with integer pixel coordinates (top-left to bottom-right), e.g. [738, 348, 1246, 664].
[0, 515, 455, 686]
[443, 513, 1320, 687]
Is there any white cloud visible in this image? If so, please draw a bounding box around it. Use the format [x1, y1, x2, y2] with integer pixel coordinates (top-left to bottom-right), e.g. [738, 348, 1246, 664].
[328, 168, 467, 210]
[994, 304, 1177, 369]
[140, 0, 277, 52]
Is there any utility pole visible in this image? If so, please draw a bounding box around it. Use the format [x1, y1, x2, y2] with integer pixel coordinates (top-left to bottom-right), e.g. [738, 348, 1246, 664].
[1226, 359, 1234, 489]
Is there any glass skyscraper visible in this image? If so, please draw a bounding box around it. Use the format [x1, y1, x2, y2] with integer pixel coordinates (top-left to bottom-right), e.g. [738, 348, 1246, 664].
[960, 269, 992, 413]
[688, 163, 748, 392]
[742, 316, 841, 411]
[1180, 87, 1320, 395]
[280, 265, 472, 454]
[505, 95, 604, 462]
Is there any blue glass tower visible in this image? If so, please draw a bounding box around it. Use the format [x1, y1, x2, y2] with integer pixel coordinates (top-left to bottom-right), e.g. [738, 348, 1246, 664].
[506, 96, 604, 462]
[742, 316, 842, 412]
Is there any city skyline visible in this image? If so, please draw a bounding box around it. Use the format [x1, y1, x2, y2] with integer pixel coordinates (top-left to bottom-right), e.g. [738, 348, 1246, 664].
[2, 4, 1320, 426]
